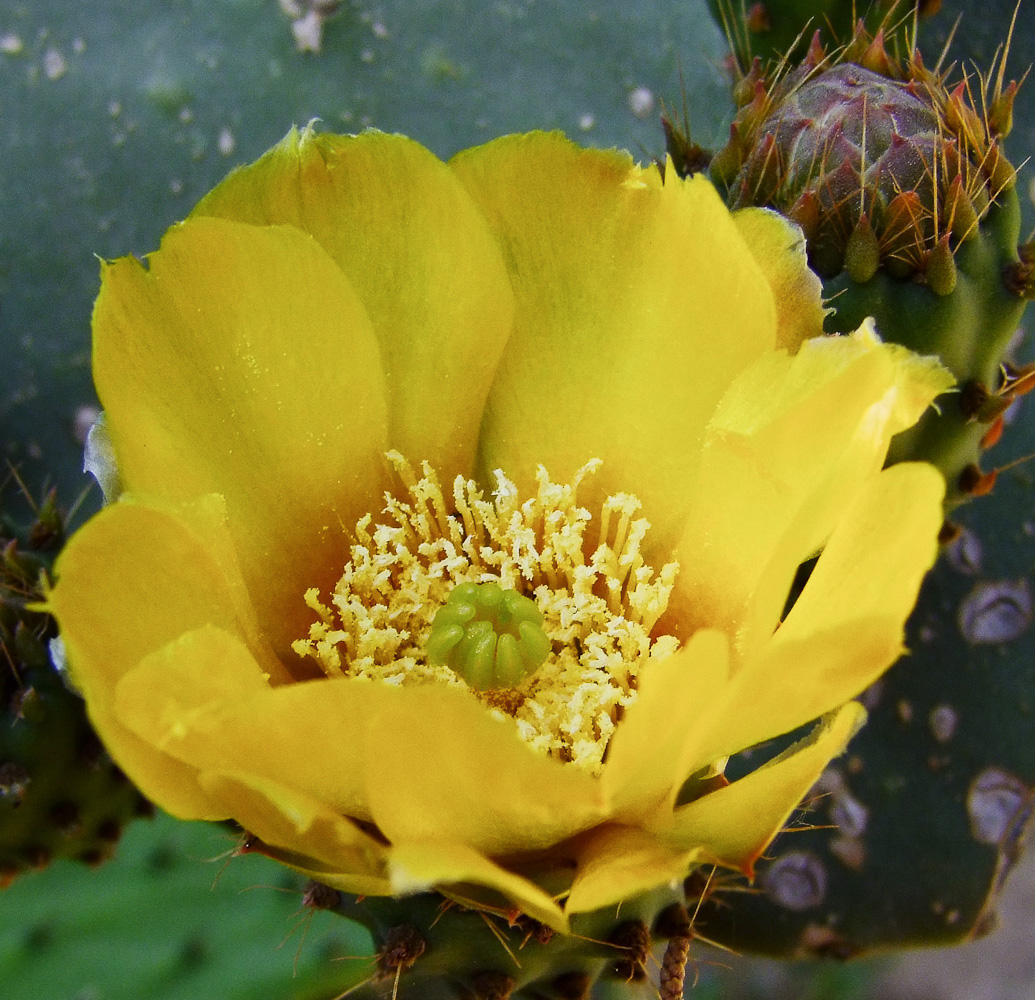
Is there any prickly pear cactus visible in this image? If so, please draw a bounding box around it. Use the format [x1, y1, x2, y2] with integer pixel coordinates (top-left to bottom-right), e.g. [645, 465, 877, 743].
[0, 486, 152, 884]
[680, 17, 1034, 508]
[0, 811, 375, 1000]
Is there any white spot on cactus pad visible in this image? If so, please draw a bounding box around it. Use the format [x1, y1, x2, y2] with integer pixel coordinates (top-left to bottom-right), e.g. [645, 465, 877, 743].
[763, 852, 827, 911]
[959, 579, 1032, 644]
[929, 704, 958, 743]
[43, 48, 66, 80]
[967, 767, 1030, 846]
[627, 86, 654, 118]
[72, 405, 101, 447]
[218, 127, 236, 157]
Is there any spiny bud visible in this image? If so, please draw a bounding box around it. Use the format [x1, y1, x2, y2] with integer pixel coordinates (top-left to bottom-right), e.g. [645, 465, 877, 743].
[926, 235, 958, 296]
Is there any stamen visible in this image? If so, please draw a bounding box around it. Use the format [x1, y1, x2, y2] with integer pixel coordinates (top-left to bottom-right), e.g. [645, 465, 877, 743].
[292, 453, 680, 773]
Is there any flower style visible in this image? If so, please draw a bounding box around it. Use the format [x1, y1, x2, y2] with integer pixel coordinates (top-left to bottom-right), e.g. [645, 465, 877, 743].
[48, 128, 950, 930]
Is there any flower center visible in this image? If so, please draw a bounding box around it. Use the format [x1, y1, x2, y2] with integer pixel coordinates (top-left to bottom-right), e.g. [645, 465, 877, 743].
[292, 452, 680, 773]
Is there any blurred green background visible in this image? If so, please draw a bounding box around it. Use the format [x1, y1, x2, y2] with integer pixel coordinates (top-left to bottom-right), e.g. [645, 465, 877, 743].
[1, 1, 1033, 998]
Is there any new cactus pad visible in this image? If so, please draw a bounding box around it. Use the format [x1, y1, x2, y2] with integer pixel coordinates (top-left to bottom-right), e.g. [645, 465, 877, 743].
[670, 18, 1034, 508]
[1, 489, 151, 885]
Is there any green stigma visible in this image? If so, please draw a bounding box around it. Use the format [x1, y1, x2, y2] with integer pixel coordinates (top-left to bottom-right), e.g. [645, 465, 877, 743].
[427, 582, 551, 691]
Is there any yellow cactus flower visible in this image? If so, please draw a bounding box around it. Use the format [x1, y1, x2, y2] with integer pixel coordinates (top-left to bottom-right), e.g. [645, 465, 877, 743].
[48, 128, 950, 930]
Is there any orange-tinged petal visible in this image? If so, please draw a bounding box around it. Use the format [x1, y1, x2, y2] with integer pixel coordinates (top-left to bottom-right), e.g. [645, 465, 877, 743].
[602, 630, 729, 821]
[662, 703, 865, 872]
[192, 127, 515, 480]
[451, 132, 776, 560]
[733, 207, 827, 353]
[388, 841, 567, 930]
[565, 825, 699, 915]
[196, 771, 392, 897]
[670, 462, 943, 775]
[93, 216, 390, 652]
[48, 497, 275, 818]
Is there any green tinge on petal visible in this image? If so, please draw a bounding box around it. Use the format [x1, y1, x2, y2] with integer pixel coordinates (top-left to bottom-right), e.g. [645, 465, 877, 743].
[93, 216, 391, 653]
[733, 207, 827, 353]
[663, 703, 865, 872]
[451, 131, 777, 563]
[193, 127, 515, 481]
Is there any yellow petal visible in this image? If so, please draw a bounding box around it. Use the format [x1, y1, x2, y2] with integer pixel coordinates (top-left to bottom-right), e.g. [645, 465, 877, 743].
[565, 825, 699, 915]
[663, 703, 865, 872]
[48, 498, 275, 818]
[733, 207, 828, 353]
[665, 329, 950, 651]
[451, 132, 776, 560]
[93, 216, 390, 652]
[602, 630, 729, 821]
[774, 461, 945, 645]
[196, 770, 392, 897]
[355, 684, 607, 856]
[114, 625, 272, 770]
[119, 639, 605, 857]
[388, 840, 567, 931]
[193, 127, 515, 480]
[671, 462, 943, 774]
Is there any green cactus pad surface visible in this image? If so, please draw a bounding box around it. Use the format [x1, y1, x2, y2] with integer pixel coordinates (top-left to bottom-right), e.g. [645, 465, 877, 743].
[0, 812, 373, 1000]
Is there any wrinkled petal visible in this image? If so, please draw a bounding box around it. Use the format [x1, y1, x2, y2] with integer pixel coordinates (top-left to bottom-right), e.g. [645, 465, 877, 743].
[357, 684, 607, 856]
[451, 131, 776, 560]
[192, 127, 515, 480]
[48, 497, 276, 817]
[733, 207, 827, 353]
[663, 703, 865, 872]
[93, 216, 390, 651]
[118, 638, 605, 857]
[565, 825, 699, 915]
